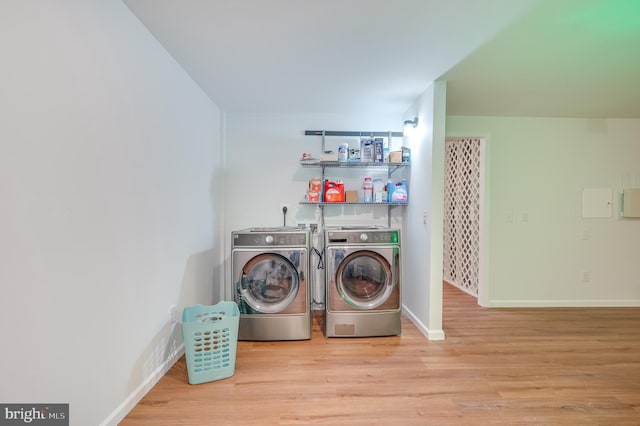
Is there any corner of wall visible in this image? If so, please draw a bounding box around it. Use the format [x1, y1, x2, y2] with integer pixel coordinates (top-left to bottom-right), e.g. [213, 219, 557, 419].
[402, 304, 445, 341]
[101, 343, 185, 426]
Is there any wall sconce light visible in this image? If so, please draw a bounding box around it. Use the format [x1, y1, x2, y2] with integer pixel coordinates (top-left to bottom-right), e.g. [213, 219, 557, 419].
[403, 117, 418, 135]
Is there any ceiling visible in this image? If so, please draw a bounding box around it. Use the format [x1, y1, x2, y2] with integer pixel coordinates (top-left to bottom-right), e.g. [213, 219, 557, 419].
[123, 0, 640, 118]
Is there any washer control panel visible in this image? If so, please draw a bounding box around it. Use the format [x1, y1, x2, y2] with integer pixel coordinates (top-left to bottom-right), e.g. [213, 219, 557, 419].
[233, 231, 308, 247]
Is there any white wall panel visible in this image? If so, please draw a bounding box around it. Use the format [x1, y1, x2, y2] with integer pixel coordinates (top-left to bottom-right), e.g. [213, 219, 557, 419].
[447, 116, 640, 306]
[0, 2, 223, 424]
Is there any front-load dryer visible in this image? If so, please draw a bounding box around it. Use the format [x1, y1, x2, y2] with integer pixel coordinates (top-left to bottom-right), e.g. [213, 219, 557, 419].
[232, 227, 311, 340]
[324, 227, 401, 337]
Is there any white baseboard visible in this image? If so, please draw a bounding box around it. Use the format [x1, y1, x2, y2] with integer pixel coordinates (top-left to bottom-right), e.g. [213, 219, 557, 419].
[484, 299, 640, 307]
[402, 305, 445, 340]
[100, 343, 184, 426]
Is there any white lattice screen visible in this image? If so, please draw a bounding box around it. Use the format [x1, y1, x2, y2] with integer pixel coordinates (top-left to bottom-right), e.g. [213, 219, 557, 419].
[444, 138, 481, 297]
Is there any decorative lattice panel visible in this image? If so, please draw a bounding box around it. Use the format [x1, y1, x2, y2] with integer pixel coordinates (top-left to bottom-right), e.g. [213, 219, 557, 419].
[444, 138, 481, 297]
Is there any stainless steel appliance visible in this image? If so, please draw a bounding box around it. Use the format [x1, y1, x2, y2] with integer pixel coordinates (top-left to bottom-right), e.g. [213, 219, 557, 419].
[231, 227, 311, 340]
[324, 227, 401, 337]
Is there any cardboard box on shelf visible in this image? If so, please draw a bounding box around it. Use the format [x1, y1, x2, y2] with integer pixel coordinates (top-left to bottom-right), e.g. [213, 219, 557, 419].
[389, 151, 402, 163]
[345, 190, 358, 203]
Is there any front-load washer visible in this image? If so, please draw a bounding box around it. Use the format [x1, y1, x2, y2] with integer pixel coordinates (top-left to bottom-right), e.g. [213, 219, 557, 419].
[324, 227, 401, 337]
[231, 227, 311, 340]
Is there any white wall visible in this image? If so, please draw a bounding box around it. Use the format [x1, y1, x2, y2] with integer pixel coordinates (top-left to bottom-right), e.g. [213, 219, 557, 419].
[446, 116, 640, 306]
[0, 2, 224, 425]
[400, 82, 447, 340]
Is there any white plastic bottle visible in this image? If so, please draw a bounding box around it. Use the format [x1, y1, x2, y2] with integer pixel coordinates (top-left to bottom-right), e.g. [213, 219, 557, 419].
[363, 177, 373, 203]
[338, 143, 349, 162]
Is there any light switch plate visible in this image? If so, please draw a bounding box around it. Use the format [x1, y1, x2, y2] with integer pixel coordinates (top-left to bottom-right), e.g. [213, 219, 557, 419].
[623, 188, 640, 218]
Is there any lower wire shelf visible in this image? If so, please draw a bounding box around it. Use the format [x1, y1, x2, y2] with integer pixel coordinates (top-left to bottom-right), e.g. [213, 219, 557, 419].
[300, 201, 408, 206]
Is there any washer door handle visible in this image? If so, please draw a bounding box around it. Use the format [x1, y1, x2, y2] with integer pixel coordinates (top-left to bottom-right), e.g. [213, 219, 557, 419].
[240, 274, 247, 290]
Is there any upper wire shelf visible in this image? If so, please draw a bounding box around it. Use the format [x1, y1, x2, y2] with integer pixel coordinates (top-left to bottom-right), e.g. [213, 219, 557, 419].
[305, 130, 404, 137]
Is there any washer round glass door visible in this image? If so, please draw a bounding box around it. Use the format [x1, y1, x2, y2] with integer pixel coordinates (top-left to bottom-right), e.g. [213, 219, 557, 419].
[335, 250, 393, 309]
[240, 253, 299, 313]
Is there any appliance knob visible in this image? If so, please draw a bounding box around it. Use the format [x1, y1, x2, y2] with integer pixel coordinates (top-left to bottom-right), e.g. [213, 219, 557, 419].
[265, 235, 274, 244]
[359, 233, 368, 242]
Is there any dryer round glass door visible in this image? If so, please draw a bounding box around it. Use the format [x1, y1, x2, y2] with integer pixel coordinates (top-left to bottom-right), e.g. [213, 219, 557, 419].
[335, 250, 393, 309]
[240, 253, 299, 313]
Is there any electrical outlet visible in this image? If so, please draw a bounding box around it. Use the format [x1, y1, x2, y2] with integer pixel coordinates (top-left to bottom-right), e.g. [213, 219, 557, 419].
[280, 203, 289, 214]
[581, 271, 590, 283]
[169, 305, 177, 325]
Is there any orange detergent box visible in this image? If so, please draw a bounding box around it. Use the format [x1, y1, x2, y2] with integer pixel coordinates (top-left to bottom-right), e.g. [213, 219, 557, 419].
[309, 177, 322, 192]
[323, 180, 344, 202]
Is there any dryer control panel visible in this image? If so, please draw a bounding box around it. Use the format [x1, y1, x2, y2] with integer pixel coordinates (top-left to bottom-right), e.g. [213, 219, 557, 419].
[326, 229, 399, 245]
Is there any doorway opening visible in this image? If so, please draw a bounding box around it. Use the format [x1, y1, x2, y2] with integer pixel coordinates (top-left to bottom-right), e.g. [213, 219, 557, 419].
[443, 137, 483, 300]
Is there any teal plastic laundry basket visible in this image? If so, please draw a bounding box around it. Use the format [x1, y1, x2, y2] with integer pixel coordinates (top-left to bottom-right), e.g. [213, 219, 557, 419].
[181, 301, 239, 385]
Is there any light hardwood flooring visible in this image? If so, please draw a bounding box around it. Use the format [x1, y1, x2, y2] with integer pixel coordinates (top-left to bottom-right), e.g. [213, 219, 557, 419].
[121, 283, 640, 425]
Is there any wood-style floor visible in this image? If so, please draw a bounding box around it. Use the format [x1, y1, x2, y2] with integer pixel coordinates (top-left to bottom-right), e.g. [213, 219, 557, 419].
[121, 284, 640, 425]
